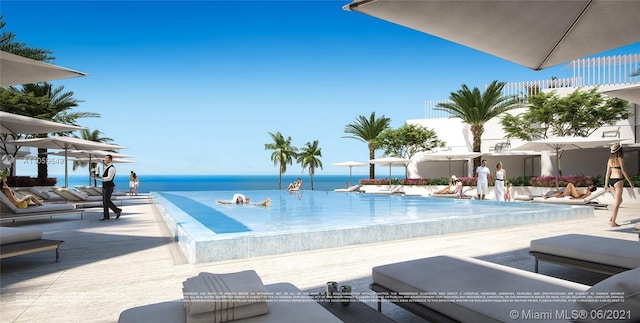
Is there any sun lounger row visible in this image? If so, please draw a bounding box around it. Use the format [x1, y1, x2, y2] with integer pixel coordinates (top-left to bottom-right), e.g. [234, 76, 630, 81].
[371, 234, 639, 322]
[0, 227, 64, 262]
[0, 191, 84, 222]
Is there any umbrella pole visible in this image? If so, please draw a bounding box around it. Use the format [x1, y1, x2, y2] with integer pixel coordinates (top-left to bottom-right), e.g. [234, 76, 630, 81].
[64, 149, 69, 188]
[349, 166, 353, 187]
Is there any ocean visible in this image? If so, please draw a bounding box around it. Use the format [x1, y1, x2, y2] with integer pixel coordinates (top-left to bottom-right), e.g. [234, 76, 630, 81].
[62, 174, 365, 193]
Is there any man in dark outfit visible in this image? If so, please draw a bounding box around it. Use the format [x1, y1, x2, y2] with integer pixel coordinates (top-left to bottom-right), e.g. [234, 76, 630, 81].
[94, 154, 122, 221]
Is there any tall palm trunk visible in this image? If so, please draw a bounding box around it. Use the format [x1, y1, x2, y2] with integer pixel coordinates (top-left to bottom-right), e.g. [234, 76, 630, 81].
[368, 142, 375, 179]
[471, 124, 484, 173]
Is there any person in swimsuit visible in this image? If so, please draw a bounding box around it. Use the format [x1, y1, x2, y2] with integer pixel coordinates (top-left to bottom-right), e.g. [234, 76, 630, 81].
[544, 183, 597, 199]
[604, 143, 634, 227]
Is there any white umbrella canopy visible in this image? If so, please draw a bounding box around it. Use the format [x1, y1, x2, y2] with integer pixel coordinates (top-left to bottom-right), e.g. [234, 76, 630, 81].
[332, 161, 367, 187]
[369, 157, 411, 180]
[512, 136, 623, 189]
[0, 111, 84, 135]
[4, 137, 125, 187]
[601, 84, 640, 104]
[344, 0, 640, 70]
[419, 151, 482, 177]
[0, 50, 88, 86]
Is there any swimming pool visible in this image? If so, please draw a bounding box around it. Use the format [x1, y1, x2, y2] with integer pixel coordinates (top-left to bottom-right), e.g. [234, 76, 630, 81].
[151, 190, 594, 263]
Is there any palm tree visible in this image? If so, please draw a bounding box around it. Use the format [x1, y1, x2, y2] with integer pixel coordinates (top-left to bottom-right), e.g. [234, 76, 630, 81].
[343, 112, 391, 179]
[435, 80, 520, 170]
[20, 83, 99, 178]
[264, 131, 298, 190]
[297, 140, 323, 190]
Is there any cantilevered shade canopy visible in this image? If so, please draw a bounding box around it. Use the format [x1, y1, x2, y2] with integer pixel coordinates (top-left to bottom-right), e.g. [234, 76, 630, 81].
[0, 50, 88, 86]
[0, 111, 84, 135]
[344, 0, 640, 70]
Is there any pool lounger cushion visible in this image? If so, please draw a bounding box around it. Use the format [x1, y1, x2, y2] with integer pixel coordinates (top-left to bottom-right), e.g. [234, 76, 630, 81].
[118, 282, 341, 323]
[530, 234, 640, 275]
[0, 227, 64, 261]
[371, 255, 592, 323]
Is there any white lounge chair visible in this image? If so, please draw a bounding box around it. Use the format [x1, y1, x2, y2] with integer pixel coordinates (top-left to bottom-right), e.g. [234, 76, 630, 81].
[0, 227, 64, 262]
[334, 184, 361, 192]
[51, 187, 116, 208]
[429, 186, 473, 199]
[531, 187, 607, 207]
[0, 192, 84, 222]
[370, 255, 640, 323]
[530, 234, 640, 275]
[118, 272, 341, 323]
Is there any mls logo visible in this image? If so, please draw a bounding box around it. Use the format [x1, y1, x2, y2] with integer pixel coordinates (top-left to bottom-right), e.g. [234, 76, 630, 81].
[1, 154, 15, 166]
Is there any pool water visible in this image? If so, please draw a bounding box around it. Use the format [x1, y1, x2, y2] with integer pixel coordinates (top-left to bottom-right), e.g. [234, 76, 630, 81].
[152, 190, 594, 263]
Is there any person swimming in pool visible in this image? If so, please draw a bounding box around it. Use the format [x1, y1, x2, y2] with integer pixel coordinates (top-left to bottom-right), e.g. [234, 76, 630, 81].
[217, 194, 271, 206]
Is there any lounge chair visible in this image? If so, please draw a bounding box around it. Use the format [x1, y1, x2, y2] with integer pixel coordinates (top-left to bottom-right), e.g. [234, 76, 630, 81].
[0, 192, 84, 222]
[0, 227, 64, 262]
[118, 272, 341, 323]
[14, 187, 63, 201]
[75, 185, 103, 196]
[429, 186, 473, 199]
[50, 187, 118, 208]
[370, 255, 640, 323]
[334, 184, 361, 192]
[530, 234, 640, 275]
[530, 188, 607, 207]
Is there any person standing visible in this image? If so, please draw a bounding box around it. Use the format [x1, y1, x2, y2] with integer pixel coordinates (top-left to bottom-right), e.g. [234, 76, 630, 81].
[129, 171, 136, 196]
[94, 154, 122, 221]
[475, 159, 492, 200]
[604, 143, 634, 227]
[494, 162, 507, 201]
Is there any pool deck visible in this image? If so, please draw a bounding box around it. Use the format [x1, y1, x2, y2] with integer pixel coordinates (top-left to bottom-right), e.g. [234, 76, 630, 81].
[1, 195, 638, 323]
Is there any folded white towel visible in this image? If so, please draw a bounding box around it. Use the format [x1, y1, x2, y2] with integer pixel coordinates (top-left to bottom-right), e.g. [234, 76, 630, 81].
[183, 270, 269, 315]
[186, 302, 269, 323]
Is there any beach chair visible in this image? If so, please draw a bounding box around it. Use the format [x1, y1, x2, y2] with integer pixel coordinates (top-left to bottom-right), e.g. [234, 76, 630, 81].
[530, 187, 607, 208]
[0, 227, 64, 262]
[334, 184, 362, 192]
[118, 270, 341, 323]
[0, 191, 84, 222]
[370, 255, 640, 323]
[529, 234, 640, 275]
[50, 187, 114, 208]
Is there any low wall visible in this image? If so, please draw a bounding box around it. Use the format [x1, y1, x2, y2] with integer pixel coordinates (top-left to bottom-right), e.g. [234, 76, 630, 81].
[359, 185, 639, 203]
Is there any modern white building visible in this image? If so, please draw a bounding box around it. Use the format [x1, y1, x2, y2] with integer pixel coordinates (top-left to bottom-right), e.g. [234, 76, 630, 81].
[407, 54, 639, 180]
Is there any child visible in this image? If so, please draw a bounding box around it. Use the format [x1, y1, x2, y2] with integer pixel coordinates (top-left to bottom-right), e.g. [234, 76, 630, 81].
[504, 182, 513, 202]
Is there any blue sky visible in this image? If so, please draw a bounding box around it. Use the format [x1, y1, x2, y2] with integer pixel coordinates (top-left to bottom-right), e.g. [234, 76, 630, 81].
[4, 1, 639, 177]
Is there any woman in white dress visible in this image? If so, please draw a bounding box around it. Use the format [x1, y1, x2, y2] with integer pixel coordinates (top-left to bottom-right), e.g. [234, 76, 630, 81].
[494, 162, 507, 201]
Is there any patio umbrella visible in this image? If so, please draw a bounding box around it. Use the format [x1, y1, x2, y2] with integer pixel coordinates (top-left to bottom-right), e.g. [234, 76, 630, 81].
[369, 157, 411, 180]
[511, 136, 622, 190]
[419, 151, 482, 177]
[50, 150, 132, 185]
[343, 0, 640, 70]
[0, 50, 88, 86]
[4, 137, 124, 187]
[332, 161, 366, 187]
[601, 84, 640, 104]
[0, 111, 84, 135]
